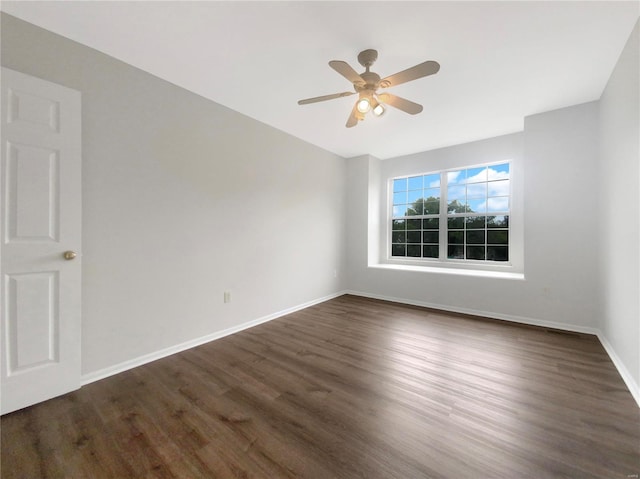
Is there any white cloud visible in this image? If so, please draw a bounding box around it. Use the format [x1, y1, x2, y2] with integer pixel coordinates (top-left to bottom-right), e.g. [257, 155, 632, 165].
[487, 197, 509, 212]
[447, 170, 463, 184]
[487, 166, 509, 181]
[488, 179, 510, 196]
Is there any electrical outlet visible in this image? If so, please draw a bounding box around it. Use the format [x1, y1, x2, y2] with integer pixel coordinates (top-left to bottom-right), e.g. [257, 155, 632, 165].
[224, 291, 231, 303]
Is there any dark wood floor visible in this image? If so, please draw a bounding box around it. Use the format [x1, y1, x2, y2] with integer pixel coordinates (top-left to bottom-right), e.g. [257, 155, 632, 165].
[2, 295, 639, 478]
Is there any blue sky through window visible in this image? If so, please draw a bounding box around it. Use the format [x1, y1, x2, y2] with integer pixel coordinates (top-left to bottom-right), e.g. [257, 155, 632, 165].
[393, 163, 509, 217]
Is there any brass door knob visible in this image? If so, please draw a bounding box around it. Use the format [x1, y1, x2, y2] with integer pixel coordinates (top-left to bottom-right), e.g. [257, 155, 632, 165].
[63, 251, 77, 260]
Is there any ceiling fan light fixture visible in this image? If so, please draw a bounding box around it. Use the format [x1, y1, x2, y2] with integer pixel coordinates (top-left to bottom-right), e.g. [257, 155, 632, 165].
[356, 96, 371, 113]
[371, 97, 385, 117]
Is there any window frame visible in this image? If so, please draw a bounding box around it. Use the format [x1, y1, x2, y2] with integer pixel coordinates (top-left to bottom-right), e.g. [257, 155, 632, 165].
[385, 160, 517, 273]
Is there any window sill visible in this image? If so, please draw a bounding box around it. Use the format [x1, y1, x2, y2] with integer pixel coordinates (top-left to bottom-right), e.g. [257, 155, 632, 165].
[369, 262, 525, 280]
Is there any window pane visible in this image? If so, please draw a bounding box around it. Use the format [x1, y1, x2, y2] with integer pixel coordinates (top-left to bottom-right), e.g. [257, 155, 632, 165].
[466, 230, 485, 244]
[424, 200, 440, 215]
[487, 197, 509, 212]
[488, 163, 509, 180]
[423, 231, 439, 243]
[487, 246, 508, 261]
[406, 203, 423, 215]
[393, 205, 409, 217]
[407, 231, 421, 243]
[466, 246, 485, 260]
[487, 230, 508, 244]
[424, 174, 440, 188]
[468, 198, 486, 213]
[424, 187, 440, 201]
[393, 192, 407, 205]
[448, 231, 464, 244]
[391, 244, 406, 256]
[448, 217, 464, 229]
[448, 170, 465, 185]
[488, 179, 509, 196]
[408, 176, 423, 190]
[407, 245, 421, 257]
[408, 189, 423, 203]
[407, 219, 422, 230]
[423, 245, 439, 258]
[465, 216, 486, 228]
[466, 167, 487, 183]
[448, 245, 464, 259]
[392, 231, 406, 243]
[423, 218, 439, 229]
[487, 215, 509, 228]
[392, 219, 406, 231]
[448, 185, 465, 201]
[393, 178, 407, 193]
[467, 183, 486, 199]
[448, 200, 468, 213]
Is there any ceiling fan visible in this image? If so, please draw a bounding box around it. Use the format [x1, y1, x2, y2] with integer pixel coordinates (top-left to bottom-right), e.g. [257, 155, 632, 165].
[298, 49, 440, 128]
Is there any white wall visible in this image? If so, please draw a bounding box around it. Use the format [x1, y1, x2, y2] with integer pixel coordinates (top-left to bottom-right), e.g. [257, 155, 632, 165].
[347, 102, 602, 333]
[1, 13, 347, 376]
[345, 155, 381, 287]
[523, 102, 600, 328]
[599, 19, 639, 399]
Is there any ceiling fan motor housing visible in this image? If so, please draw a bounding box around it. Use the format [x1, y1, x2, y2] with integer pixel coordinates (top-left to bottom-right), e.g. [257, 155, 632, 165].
[357, 49, 378, 68]
[355, 71, 381, 92]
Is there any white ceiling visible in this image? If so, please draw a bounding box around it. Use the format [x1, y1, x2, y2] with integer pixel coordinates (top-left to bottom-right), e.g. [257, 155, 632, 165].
[2, 1, 638, 159]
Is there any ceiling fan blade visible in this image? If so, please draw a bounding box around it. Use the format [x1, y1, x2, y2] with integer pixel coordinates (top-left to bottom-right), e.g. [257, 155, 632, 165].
[378, 93, 423, 115]
[298, 91, 355, 105]
[380, 61, 440, 88]
[346, 104, 359, 128]
[329, 60, 365, 85]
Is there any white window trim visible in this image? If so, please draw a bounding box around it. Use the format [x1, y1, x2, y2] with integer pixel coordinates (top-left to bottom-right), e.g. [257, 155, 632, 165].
[369, 262, 525, 280]
[376, 159, 523, 277]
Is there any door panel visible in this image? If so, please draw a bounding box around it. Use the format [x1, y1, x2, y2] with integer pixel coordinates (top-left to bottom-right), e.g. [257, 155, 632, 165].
[6, 142, 60, 241]
[6, 272, 59, 371]
[1, 68, 81, 415]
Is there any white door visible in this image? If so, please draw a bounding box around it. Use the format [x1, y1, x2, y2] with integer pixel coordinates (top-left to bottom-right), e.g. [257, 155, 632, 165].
[1, 68, 82, 415]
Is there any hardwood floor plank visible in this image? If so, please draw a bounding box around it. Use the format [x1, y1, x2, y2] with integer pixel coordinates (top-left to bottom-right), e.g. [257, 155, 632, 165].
[2, 295, 638, 478]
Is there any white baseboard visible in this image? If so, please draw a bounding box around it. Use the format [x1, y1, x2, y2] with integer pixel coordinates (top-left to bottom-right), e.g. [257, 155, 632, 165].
[345, 290, 639, 407]
[345, 290, 601, 334]
[81, 291, 347, 386]
[597, 333, 640, 407]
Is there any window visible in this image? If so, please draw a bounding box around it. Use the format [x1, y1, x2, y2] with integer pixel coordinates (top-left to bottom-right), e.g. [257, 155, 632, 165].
[391, 162, 510, 263]
[391, 173, 441, 258]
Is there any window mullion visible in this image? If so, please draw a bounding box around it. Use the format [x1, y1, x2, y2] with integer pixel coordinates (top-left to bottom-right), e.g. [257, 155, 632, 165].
[440, 171, 447, 260]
